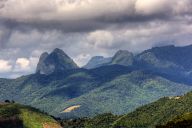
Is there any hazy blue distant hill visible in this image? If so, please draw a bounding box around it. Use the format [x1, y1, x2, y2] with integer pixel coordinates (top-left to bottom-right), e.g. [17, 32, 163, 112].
[84, 50, 134, 69]
[83, 56, 112, 69]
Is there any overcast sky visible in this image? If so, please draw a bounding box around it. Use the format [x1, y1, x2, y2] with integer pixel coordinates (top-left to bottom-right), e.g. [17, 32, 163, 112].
[0, 0, 192, 78]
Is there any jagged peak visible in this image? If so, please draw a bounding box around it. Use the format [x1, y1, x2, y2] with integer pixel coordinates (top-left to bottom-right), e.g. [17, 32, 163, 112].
[36, 48, 78, 75]
[51, 48, 69, 57]
[113, 50, 133, 58]
[114, 50, 133, 56]
[39, 52, 49, 59]
[111, 50, 134, 66]
[53, 48, 65, 54]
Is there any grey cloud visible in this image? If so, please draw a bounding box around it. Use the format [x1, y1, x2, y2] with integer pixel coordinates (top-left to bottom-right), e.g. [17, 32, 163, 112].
[0, 0, 192, 78]
[0, 0, 192, 32]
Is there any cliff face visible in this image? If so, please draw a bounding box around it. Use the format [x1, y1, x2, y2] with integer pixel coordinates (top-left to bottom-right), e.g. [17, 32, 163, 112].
[36, 48, 78, 75]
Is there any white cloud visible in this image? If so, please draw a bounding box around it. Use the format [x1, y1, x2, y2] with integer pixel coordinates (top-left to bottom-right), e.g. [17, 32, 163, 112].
[14, 57, 38, 73]
[16, 58, 30, 69]
[14, 58, 30, 72]
[87, 30, 114, 48]
[135, 0, 172, 15]
[0, 59, 12, 73]
[74, 54, 91, 66]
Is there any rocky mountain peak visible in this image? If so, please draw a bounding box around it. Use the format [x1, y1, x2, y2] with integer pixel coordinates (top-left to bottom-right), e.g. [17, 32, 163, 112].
[111, 50, 134, 66]
[36, 48, 78, 75]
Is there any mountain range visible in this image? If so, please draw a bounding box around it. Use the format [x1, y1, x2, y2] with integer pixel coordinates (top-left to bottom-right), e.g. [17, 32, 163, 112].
[1, 45, 192, 119]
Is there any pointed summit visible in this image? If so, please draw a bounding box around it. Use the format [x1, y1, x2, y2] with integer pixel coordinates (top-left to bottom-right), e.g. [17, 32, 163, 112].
[36, 48, 78, 75]
[52, 48, 66, 54]
[111, 50, 134, 66]
[83, 56, 112, 69]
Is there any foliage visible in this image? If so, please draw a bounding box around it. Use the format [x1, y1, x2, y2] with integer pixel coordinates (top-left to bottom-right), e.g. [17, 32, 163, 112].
[0, 65, 192, 118]
[60, 118, 87, 128]
[0, 103, 61, 128]
[112, 91, 192, 128]
[84, 113, 120, 128]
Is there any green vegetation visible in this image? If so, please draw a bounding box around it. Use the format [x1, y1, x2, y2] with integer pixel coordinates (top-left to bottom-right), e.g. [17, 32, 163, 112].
[84, 113, 120, 128]
[0, 66, 192, 118]
[60, 90, 192, 128]
[60, 118, 87, 128]
[112, 91, 192, 128]
[56, 70, 192, 118]
[2, 45, 192, 119]
[60, 113, 119, 128]
[157, 112, 192, 128]
[0, 103, 61, 128]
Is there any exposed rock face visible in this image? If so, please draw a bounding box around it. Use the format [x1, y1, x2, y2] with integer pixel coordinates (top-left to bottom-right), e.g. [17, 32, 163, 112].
[83, 56, 112, 69]
[36, 48, 78, 75]
[111, 50, 134, 66]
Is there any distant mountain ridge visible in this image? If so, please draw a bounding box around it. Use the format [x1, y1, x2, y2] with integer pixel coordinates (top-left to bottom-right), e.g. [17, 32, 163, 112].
[135, 45, 192, 70]
[85, 45, 192, 71]
[1, 45, 192, 119]
[83, 56, 112, 69]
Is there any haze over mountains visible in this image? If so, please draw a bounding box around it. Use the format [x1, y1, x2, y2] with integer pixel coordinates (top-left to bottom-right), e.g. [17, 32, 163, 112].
[1, 45, 192, 119]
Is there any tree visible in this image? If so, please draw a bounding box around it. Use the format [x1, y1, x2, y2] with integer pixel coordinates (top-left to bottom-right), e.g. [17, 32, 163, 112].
[4, 100, 11, 103]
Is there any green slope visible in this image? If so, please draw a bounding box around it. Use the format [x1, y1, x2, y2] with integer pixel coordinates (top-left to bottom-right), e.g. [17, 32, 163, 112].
[0, 103, 61, 128]
[0, 66, 192, 118]
[2, 45, 192, 118]
[157, 112, 192, 128]
[113, 91, 192, 128]
[56, 70, 192, 118]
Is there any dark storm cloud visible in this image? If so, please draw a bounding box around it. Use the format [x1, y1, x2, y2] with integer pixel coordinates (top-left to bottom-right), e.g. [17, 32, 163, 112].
[0, 12, 179, 34]
[0, 0, 191, 33]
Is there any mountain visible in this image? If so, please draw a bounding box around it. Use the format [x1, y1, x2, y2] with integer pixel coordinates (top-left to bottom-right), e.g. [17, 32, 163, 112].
[0, 65, 191, 119]
[136, 45, 192, 71]
[36, 48, 78, 75]
[83, 56, 112, 69]
[112, 91, 192, 128]
[110, 50, 134, 66]
[72, 90, 192, 128]
[83, 50, 134, 69]
[157, 112, 192, 128]
[0, 102, 61, 128]
[57, 68, 192, 119]
[1, 45, 192, 119]
[156, 113, 192, 128]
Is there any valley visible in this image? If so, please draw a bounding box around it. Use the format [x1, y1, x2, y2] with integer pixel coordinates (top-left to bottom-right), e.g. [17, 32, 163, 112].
[1, 45, 192, 127]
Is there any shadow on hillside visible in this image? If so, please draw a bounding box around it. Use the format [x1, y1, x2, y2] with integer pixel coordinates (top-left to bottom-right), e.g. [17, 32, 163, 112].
[0, 116, 24, 128]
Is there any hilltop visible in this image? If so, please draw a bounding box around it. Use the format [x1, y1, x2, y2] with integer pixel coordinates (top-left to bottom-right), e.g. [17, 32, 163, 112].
[0, 102, 61, 128]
